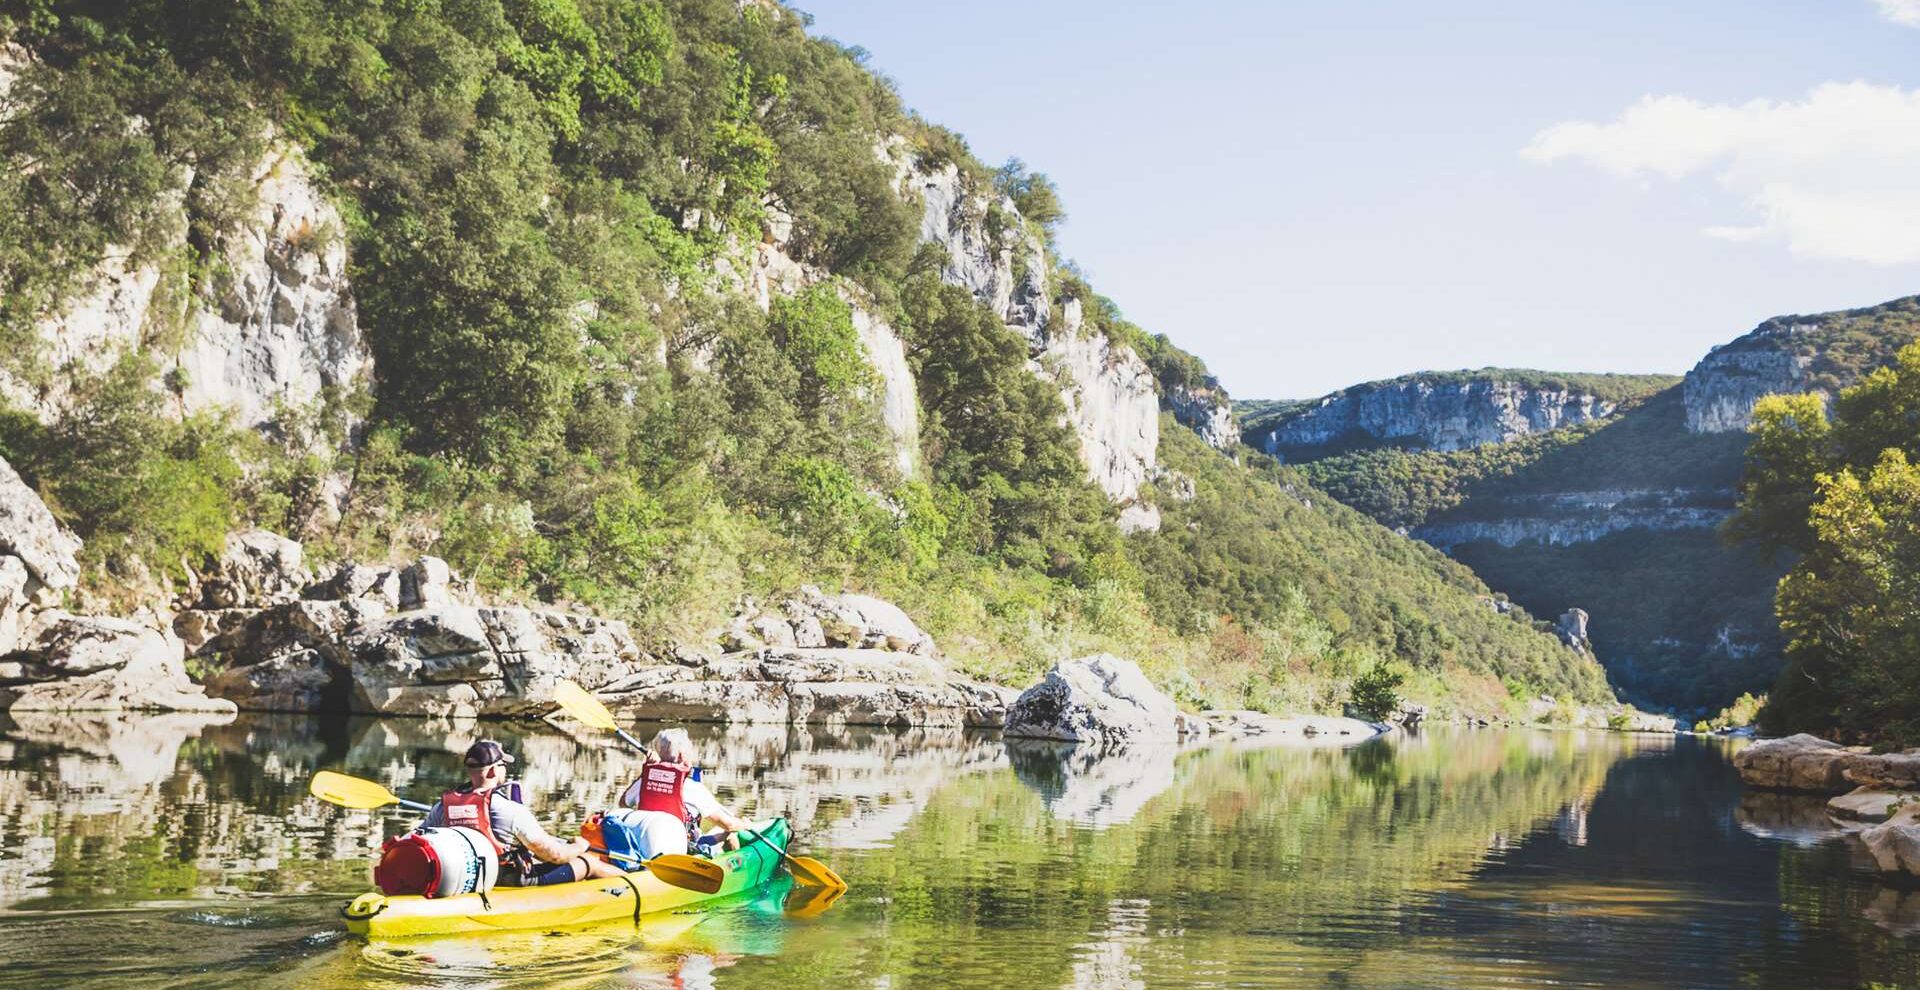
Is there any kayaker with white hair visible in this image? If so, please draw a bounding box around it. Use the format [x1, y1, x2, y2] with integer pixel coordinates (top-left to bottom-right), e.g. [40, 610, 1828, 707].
[617, 728, 753, 858]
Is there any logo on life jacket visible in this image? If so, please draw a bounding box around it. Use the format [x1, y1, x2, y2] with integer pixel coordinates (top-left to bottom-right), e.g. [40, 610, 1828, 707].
[632, 760, 692, 821]
[440, 786, 509, 855]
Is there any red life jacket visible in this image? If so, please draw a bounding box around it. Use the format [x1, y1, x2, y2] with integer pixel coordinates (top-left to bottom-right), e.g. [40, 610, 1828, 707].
[631, 760, 693, 821]
[440, 786, 508, 855]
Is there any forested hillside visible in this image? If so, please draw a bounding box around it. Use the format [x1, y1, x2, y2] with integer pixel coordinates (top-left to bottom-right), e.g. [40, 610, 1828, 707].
[0, 0, 1608, 715]
[1260, 299, 1920, 717]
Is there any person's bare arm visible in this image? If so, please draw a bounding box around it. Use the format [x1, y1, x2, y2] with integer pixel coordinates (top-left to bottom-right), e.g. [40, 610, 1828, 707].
[708, 808, 752, 832]
[515, 818, 590, 864]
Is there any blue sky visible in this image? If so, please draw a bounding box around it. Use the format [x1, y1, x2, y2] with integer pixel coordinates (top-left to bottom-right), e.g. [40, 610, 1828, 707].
[798, 0, 1920, 398]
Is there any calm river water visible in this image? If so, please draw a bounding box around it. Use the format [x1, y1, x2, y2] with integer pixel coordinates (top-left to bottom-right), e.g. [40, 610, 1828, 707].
[0, 713, 1915, 989]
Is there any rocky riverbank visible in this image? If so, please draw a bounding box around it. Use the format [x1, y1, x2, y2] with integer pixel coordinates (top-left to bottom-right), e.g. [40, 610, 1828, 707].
[1734, 733, 1920, 881]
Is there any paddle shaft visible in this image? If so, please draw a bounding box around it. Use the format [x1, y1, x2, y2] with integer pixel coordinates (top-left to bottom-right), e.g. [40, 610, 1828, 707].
[614, 727, 655, 759]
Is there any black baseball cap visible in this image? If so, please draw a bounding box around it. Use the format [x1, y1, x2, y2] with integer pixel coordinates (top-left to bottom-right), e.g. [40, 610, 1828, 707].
[463, 740, 515, 767]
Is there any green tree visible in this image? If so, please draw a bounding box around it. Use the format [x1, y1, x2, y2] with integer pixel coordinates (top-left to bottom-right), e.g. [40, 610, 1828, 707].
[1732, 342, 1920, 743]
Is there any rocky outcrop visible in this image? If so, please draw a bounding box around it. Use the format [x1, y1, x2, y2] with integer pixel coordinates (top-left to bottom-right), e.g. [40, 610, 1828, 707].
[172, 540, 999, 724]
[596, 647, 1017, 730]
[9, 136, 369, 432]
[1862, 804, 1920, 879]
[0, 456, 82, 653]
[1682, 296, 1920, 433]
[1682, 337, 1809, 434]
[0, 612, 234, 713]
[1166, 383, 1240, 450]
[1413, 489, 1733, 549]
[173, 541, 639, 715]
[1556, 608, 1591, 652]
[1734, 734, 1863, 793]
[193, 530, 309, 610]
[1004, 654, 1206, 745]
[721, 586, 937, 656]
[0, 454, 231, 713]
[172, 146, 367, 430]
[1049, 301, 1161, 528]
[343, 605, 641, 718]
[1257, 374, 1618, 457]
[896, 151, 1161, 526]
[1828, 787, 1912, 825]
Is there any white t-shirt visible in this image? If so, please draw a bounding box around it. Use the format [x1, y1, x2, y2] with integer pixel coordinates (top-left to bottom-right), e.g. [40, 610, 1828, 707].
[617, 775, 723, 820]
[615, 770, 728, 858]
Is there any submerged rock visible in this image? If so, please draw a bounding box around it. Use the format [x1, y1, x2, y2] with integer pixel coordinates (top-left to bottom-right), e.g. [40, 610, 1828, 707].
[1828, 787, 1913, 825]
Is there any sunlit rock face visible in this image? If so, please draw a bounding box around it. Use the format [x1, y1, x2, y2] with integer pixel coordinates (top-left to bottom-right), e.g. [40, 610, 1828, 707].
[1683, 338, 1810, 434]
[7, 136, 369, 432]
[894, 150, 1162, 529]
[0, 455, 81, 654]
[0, 611, 236, 713]
[1681, 296, 1920, 433]
[1166, 383, 1240, 450]
[1258, 377, 1616, 458]
[1004, 654, 1206, 746]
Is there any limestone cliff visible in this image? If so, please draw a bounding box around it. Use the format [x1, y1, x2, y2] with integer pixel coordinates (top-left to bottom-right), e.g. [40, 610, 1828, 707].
[894, 149, 1162, 528]
[1166, 383, 1240, 450]
[1413, 489, 1733, 549]
[7, 127, 369, 432]
[1254, 372, 1625, 458]
[1682, 296, 1920, 433]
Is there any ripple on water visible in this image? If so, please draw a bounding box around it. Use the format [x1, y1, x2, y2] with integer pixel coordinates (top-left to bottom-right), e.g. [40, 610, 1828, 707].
[168, 907, 297, 929]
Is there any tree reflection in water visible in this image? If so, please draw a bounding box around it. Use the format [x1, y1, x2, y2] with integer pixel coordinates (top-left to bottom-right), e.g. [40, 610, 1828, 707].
[0, 714, 1914, 989]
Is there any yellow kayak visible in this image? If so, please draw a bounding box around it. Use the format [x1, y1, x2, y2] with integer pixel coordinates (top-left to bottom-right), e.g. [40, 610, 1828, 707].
[343, 818, 793, 938]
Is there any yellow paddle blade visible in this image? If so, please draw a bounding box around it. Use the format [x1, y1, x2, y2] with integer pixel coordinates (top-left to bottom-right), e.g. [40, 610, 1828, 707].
[782, 880, 846, 918]
[646, 854, 725, 895]
[784, 854, 847, 892]
[552, 680, 619, 730]
[310, 770, 401, 810]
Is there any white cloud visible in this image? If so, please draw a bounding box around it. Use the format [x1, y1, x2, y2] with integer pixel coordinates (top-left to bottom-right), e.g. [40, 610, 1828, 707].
[1523, 82, 1920, 265]
[1874, 0, 1920, 27]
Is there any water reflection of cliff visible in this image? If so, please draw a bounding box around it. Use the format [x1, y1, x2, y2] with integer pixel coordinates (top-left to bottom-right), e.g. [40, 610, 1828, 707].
[0, 713, 1004, 911]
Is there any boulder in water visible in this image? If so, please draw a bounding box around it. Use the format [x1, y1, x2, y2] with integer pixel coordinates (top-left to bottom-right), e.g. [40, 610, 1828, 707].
[1862, 804, 1920, 878]
[1828, 787, 1913, 825]
[1733, 733, 1861, 793]
[1004, 654, 1204, 746]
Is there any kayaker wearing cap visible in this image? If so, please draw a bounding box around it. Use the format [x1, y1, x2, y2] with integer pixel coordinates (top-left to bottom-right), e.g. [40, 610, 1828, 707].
[419, 740, 622, 886]
[617, 728, 752, 858]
